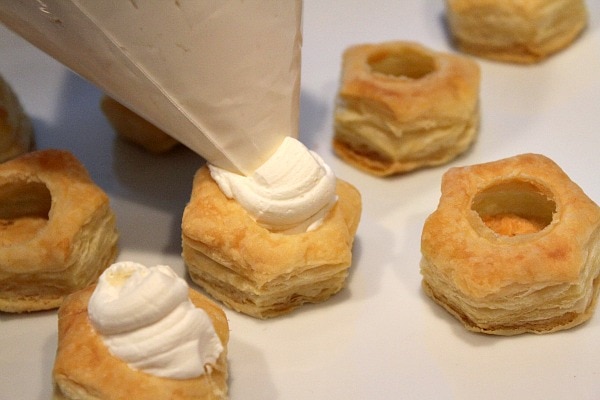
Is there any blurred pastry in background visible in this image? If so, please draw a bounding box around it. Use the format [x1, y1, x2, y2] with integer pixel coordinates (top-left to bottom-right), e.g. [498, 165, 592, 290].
[0, 73, 34, 163]
[53, 262, 229, 399]
[333, 41, 480, 177]
[445, 0, 588, 64]
[182, 137, 362, 319]
[420, 153, 600, 335]
[0, 149, 118, 312]
[100, 95, 180, 154]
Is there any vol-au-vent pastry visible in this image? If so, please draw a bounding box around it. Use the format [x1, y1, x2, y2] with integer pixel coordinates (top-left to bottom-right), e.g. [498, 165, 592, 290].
[53, 262, 229, 400]
[420, 153, 600, 335]
[333, 41, 480, 176]
[0, 73, 34, 162]
[445, 0, 588, 64]
[100, 95, 180, 154]
[182, 137, 362, 319]
[0, 149, 118, 312]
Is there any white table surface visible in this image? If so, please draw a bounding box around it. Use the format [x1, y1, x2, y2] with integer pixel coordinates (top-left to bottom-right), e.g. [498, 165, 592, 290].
[2, 1, 600, 399]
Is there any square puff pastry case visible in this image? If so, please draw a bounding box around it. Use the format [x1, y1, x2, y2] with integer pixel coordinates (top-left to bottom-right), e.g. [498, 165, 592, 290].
[182, 166, 362, 319]
[0, 149, 118, 312]
[52, 286, 229, 400]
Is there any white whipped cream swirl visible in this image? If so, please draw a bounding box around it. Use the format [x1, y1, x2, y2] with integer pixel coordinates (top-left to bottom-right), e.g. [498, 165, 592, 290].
[208, 137, 338, 233]
[88, 262, 223, 379]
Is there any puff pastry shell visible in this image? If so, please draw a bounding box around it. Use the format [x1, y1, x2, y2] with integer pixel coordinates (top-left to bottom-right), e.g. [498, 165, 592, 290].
[101, 95, 180, 154]
[334, 41, 480, 176]
[421, 154, 600, 335]
[445, 0, 588, 64]
[182, 166, 362, 319]
[0, 74, 34, 162]
[0, 150, 118, 312]
[53, 286, 229, 400]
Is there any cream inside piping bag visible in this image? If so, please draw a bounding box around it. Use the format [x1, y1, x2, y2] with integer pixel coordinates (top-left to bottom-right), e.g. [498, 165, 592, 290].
[0, 0, 302, 175]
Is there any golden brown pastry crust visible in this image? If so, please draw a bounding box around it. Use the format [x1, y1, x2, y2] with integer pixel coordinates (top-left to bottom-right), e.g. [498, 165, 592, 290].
[182, 166, 361, 319]
[0, 74, 34, 162]
[445, 0, 588, 64]
[53, 286, 229, 400]
[0, 150, 118, 312]
[100, 95, 180, 154]
[333, 41, 480, 176]
[421, 153, 600, 335]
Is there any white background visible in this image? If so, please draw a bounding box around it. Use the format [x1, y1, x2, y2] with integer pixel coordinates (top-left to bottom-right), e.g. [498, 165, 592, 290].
[1, 1, 600, 399]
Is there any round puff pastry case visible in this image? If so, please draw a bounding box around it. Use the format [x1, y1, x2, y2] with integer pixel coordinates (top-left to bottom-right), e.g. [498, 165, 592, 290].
[420, 153, 600, 335]
[0, 150, 119, 312]
[53, 286, 229, 400]
[333, 41, 480, 176]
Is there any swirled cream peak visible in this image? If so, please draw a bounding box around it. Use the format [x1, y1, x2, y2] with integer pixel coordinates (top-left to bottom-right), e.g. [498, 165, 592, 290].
[208, 136, 337, 233]
[88, 262, 223, 379]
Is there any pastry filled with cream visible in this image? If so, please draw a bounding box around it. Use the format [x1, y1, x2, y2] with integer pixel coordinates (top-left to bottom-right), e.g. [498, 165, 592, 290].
[1, 0, 364, 321]
[182, 137, 362, 319]
[53, 262, 229, 399]
[88, 262, 223, 379]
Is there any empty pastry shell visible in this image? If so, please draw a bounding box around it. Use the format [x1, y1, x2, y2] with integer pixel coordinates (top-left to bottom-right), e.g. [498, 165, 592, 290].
[420, 153, 600, 335]
[0, 150, 119, 312]
[333, 41, 480, 176]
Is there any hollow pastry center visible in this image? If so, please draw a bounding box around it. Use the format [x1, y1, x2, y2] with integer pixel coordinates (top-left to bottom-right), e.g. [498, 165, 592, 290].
[471, 180, 556, 237]
[0, 180, 51, 245]
[367, 47, 436, 79]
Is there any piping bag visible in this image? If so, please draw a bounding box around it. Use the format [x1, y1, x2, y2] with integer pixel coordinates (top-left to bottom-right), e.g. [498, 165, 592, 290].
[0, 0, 302, 175]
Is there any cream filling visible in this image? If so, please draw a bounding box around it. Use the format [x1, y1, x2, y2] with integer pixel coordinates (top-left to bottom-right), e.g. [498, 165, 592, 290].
[88, 262, 223, 379]
[209, 137, 337, 233]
